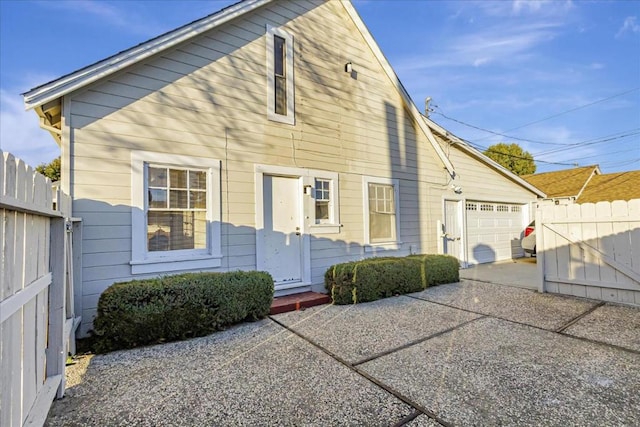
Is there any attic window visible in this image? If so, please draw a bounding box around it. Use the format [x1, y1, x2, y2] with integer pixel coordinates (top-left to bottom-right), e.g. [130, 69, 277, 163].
[266, 25, 294, 125]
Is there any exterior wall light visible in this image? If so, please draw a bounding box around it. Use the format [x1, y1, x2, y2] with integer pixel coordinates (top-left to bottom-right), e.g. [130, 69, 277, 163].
[345, 62, 353, 73]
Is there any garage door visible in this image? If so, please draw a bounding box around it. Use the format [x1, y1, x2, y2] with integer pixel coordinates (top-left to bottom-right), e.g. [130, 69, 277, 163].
[465, 201, 525, 264]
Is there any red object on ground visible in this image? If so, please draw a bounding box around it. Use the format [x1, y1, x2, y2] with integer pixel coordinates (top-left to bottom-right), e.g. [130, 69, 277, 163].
[270, 291, 331, 315]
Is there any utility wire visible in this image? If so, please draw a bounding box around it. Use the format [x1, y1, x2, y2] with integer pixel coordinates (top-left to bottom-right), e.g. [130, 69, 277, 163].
[534, 129, 640, 158]
[474, 87, 640, 140]
[431, 110, 567, 146]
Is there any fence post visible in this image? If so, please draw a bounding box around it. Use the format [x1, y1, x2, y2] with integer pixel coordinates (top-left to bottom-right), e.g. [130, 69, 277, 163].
[536, 204, 545, 293]
[47, 217, 67, 398]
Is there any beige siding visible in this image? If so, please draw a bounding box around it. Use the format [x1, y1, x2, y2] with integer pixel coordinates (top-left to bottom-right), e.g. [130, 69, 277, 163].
[66, 0, 535, 335]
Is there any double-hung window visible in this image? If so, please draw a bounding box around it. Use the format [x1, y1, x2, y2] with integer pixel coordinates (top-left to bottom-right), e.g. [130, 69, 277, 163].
[315, 178, 331, 224]
[363, 176, 401, 248]
[266, 25, 294, 124]
[147, 166, 207, 252]
[131, 151, 222, 275]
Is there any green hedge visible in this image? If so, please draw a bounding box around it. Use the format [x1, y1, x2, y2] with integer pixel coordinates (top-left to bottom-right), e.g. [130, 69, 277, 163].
[325, 254, 459, 305]
[92, 271, 274, 353]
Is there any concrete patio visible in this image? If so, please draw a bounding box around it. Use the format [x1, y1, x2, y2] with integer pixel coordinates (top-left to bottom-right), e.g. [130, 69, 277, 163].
[46, 277, 640, 426]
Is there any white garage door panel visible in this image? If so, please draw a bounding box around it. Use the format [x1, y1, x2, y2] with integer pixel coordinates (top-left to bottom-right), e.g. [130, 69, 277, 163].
[466, 202, 524, 264]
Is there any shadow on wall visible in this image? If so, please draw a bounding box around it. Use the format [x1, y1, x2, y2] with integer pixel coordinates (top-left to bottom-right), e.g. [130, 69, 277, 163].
[75, 197, 418, 337]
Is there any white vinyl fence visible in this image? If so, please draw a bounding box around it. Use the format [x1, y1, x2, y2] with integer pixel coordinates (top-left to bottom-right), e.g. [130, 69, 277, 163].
[536, 199, 640, 305]
[0, 151, 81, 426]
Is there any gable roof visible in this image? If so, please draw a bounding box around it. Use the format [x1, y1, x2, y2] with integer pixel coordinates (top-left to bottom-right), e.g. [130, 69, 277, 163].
[522, 165, 600, 199]
[424, 116, 546, 198]
[577, 170, 640, 203]
[22, 0, 455, 176]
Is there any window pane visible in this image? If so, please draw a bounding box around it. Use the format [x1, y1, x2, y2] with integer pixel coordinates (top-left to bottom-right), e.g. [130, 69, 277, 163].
[275, 76, 287, 115]
[189, 170, 206, 190]
[147, 211, 206, 251]
[149, 189, 167, 209]
[170, 169, 188, 188]
[274, 35, 285, 76]
[170, 189, 188, 208]
[148, 167, 167, 187]
[370, 212, 395, 242]
[190, 190, 206, 209]
[316, 201, 329, 222]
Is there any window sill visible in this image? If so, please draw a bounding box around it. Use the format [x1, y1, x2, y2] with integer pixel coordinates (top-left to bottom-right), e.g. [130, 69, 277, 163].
[310, 224, 341, 235]
[267, 111, 295, 125]
[130, 254, 222, 275]
[364, 242, 403, 253]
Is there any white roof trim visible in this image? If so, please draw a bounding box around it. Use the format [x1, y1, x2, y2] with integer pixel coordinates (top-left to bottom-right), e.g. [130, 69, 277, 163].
[424, 116, 547, 198]
[23, 0, 273, 110]
[339, 1, 456, 177]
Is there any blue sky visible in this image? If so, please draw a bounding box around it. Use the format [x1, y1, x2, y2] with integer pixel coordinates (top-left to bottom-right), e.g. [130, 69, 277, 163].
[1, 0, 638, 173]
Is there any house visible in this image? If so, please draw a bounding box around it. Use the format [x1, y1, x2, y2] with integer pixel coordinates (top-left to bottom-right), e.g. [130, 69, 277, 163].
[23, 0, 543, 337]
[522, 165, 601, 204]
[523, 166, 640, 204]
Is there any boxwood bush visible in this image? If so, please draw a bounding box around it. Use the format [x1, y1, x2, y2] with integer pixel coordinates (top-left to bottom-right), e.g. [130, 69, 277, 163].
[92, 271, 274, 353]
[325, 254, 459, 305]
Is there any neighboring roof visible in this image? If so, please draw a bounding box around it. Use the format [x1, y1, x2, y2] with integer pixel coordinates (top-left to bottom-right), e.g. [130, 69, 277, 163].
[522, 165, 600, 198]
[577, 170, 640, 204]
[22, 0, 455, 176]
[424, 116, 547, 198]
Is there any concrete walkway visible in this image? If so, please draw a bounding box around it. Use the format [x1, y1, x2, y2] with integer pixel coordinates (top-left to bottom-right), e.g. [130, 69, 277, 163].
[460, 257, 539, 290]
[47, 279, 640, 426]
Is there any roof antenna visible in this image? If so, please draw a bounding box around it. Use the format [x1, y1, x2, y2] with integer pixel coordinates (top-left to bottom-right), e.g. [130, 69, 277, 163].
[425, 97, 432, 117]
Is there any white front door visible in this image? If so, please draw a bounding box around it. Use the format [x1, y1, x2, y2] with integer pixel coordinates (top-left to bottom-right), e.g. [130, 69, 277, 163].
[262, 175, 302, 284]
[444, 200, 463, 260]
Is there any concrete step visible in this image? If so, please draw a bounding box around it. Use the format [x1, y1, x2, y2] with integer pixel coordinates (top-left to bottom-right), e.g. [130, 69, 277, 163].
[270, 291, 331, 315]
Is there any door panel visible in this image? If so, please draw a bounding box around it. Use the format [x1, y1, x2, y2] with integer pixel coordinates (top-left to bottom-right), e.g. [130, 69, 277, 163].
[444, 200, 462, 260]
[262, 175, 302, 283]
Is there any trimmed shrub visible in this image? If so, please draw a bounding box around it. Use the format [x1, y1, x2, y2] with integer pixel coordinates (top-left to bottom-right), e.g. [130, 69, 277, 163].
[92, 271, 274, 353]
[325, 254, 459, 305]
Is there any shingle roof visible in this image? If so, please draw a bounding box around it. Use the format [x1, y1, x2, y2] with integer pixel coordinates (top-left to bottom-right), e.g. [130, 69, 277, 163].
[577, 170, 640, 203]
[522, 166, 599, 198]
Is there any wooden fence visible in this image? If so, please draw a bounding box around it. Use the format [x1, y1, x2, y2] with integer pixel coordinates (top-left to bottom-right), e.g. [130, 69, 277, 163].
[0, 151, 81, 426]
[537, 199, 640, 305]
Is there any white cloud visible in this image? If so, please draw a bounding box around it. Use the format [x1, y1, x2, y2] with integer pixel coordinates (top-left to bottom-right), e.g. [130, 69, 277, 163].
[0, 89, 60, 167]
[616, 16, 640, 38]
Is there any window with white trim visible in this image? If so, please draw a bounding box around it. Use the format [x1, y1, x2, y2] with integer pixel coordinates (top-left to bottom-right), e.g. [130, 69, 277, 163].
[266, 25, 294, 125]
[363, 176, 400, 246]
[130, 151, 222, 275]
[315, 178, 331, 224]
[147, 166, 207, 251]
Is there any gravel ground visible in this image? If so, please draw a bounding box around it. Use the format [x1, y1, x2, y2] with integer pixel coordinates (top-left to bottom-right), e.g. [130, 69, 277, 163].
[563, 302, 640, 352]
[359, 317, 640, 426]
[410, 280, 599, 330]
[46, 320, 412, 426]
[273, 295, 481, 364]
[46, 281, 640, 426]
[405, 414, 445, 426]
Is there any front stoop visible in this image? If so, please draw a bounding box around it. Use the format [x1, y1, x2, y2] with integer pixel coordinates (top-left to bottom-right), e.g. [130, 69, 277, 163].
[270, 292, 331, 315]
